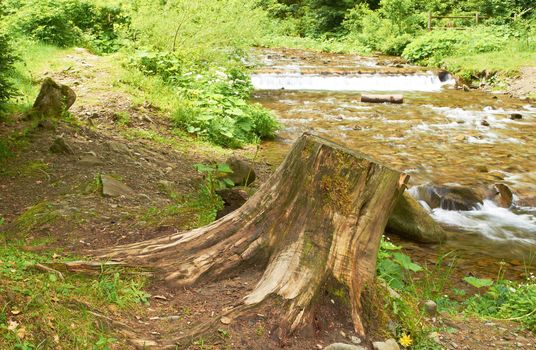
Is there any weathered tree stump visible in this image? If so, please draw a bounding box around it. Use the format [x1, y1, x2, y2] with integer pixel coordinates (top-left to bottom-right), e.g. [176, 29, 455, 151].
[28, 78, 76, 119]
[361, 94, 403, 104]
[97, 133, 409, 343]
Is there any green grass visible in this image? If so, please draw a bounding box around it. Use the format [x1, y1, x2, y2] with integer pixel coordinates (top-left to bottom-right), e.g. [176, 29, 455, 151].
[9, 39, 70, 110]
[0, 243, 149, 349]
[443, 49, 536, 79]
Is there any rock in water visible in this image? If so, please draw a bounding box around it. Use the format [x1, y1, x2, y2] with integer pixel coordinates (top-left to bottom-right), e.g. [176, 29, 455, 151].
[216, 188, 249, 219]
[49, 137, 74, 155]
[387, 192, 447, 243]
[325, 344, 367, 350]
[510, 113, 523, 120]
[100, 175, 134, 197]
[490, 183, 513, 208]
[373, 339, 400, 350]
[411, 184, 484, 211]
[29, 78, 76, 119]
[225, 157, 256, 186]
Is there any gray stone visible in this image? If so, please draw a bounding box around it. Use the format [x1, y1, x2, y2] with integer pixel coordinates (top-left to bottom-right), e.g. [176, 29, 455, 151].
[79, 154, 103, 166]
[225, 156, 256, 186]
[350, 336, 362, 345]
[325, 343, 366, 350]
[49, 137, 74, 155]
[424, 300, 438, 316]
[28, 78, 76, 119]
[386, 192, 447, 243]
[101, 175, 134, 197]
[373, 339, 400, 350]
[107, 141, 131, 155]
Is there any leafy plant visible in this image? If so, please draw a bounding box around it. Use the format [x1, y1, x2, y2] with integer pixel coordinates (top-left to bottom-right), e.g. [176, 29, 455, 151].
[194, 162, 234, 205]
[463, 276, 494, 288]
[0, 32, 18, 107]
[377, 237, 423, 290]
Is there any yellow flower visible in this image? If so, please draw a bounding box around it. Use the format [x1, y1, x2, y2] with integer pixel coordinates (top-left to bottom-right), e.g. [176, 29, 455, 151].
[399, 333, 413, 348]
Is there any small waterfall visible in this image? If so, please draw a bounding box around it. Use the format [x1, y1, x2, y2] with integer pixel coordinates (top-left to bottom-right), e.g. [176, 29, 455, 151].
[251, 72, 454, 92]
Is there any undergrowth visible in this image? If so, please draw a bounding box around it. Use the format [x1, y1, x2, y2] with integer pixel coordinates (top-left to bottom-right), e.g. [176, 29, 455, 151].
[0, 243, 149, 349]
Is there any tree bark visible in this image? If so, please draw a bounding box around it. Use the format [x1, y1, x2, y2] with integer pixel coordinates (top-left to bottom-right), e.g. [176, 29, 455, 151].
[99, 133, 408, 341]
[361, 94, 403, 104]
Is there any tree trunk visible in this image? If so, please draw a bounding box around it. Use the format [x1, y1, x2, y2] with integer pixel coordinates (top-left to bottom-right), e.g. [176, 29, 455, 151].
[99, 133, 408, 341]
[361, 94, 403, 104]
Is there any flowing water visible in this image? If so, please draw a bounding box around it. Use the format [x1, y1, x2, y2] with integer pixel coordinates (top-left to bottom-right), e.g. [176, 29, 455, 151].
[251, 48, 536, 264]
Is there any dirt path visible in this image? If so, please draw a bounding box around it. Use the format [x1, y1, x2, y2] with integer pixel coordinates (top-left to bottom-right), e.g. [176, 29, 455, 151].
[1, 49, 535, 349]
[508, 67, 536, 99]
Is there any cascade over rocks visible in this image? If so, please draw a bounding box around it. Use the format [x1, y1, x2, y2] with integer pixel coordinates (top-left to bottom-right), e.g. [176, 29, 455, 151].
[410, 184, 484, 211]
[28, 78, 76, 119]
[86, 133, 409, 345]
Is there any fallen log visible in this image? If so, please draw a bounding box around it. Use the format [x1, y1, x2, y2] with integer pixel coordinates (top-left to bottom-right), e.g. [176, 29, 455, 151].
[361, 94, 403, 104]
[83, 133, 409, 344]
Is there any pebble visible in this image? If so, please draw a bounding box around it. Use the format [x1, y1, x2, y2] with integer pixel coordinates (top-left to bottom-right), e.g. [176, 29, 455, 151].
[424, 300, 437, 316]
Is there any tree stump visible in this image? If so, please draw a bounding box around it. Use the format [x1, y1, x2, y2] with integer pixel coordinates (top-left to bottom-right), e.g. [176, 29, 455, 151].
[98, 133, 408, 343]
[28, 78, 76, 119]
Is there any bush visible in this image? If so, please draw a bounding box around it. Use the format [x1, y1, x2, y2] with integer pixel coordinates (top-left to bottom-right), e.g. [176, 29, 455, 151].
[0, 33, 17, 107]
[8, 0, 129, 52]
[402, 26, 510, 65]
[130, 50, 279, 148]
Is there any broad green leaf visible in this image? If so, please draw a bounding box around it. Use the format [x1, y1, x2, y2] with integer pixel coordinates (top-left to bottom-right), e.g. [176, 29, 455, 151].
[463, 276, 494, 288]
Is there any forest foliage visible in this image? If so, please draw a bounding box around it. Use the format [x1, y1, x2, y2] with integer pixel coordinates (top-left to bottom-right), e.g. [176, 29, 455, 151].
[1, 0, 535, 141]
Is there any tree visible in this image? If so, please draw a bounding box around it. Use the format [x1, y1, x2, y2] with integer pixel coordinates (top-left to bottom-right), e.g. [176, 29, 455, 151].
[88, 133, 408, 346]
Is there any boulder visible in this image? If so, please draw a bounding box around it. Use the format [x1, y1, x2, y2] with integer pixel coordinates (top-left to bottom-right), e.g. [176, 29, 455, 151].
[225, 157, 256, 186]
[373, 339, 400, 350]
[325, 344, 366, 350]
[489, 184, 513, 208]
[510, 113, 523, 120]
[387, 192, 447, 243]
[411, 184, 484, 211]
[49, 137, 74, 155]
[100, 175, 134, 197]
[216, 188, 249, 219]
[29, 78, 76, 119]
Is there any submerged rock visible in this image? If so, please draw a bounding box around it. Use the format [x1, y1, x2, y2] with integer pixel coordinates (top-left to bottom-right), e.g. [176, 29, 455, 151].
[225, 157, 256, 186]
[387, 192, 447, 243]
[411, 184, 484, 211]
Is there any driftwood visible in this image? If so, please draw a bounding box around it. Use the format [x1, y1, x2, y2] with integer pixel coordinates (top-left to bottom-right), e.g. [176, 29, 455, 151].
[84, 133, 408, 345]
[361, 94, 403, 104]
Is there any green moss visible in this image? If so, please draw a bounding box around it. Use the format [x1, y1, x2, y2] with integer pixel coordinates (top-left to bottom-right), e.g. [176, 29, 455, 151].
[6, 201, 61, 237]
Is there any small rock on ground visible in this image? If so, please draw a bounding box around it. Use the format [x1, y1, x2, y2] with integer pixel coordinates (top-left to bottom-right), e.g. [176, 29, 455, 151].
[373, 338, 400, 350]
[325, 343, 367, 350]
[101, 175, 134, 197]
[49, 137, 74, 155]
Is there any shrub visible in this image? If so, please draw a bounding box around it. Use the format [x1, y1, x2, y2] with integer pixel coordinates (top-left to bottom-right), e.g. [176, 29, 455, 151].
[0, 33, 17, 107]
[402, 26, 510, 65]
[130, 50, 279, 148]
[8, 0, 129, 52]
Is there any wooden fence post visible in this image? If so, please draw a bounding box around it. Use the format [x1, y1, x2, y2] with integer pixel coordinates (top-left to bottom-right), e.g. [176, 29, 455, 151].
[475, 12, 480, 25]
[428, 12, 432, 31]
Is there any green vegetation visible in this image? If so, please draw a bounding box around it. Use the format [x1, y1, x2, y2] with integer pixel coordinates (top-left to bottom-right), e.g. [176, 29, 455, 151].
[0, 244, 148, 349]
[376, 237, 536, 348]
